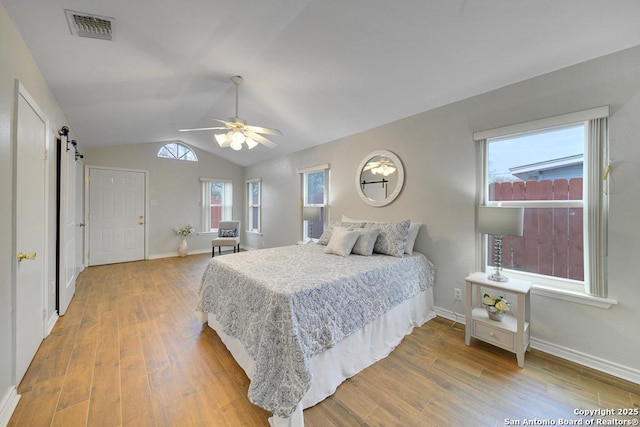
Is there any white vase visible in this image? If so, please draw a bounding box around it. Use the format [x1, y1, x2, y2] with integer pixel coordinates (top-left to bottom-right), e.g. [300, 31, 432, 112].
[178, 235, 188, 257]
[486, 306, 505, 321]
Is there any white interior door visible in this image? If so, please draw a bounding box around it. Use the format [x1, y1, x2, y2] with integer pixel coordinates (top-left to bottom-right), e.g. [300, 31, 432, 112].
[15, 83, 47, 383]
[75, 158, 85, 276]
[58, 135, 80, 315]
[88, 168, 145, 266]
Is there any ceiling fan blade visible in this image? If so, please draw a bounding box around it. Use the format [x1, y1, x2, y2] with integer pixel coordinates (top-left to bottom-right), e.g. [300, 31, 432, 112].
[246, 131, 277, 148]
[209, 118, 233, 126]
[179, 126, 227, 132]
[244, 124, 282, 136]
[362, 162, 381, 171]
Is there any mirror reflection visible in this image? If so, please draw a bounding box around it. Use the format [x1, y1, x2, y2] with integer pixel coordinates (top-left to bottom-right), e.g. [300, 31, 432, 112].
[356, 150, 404, 207]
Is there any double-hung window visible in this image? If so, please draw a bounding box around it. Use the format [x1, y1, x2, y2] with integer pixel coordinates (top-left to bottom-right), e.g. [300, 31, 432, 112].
[300, 164, 329, 241]
[247, 179, 261, 233]
[200, 178, 233, 232]
[474, 107, 610, 302]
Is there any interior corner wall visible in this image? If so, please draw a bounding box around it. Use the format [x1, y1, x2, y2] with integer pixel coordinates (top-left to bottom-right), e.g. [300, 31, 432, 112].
[1, 2, 71, 415]
[245, 45, 640, 379]
[83, 143, 245, 259]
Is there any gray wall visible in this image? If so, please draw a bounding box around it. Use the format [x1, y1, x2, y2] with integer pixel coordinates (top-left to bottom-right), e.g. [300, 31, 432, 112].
[245, 45, 640, 377]
[1, 2, 71, 411]
[84, 142, 245, 258]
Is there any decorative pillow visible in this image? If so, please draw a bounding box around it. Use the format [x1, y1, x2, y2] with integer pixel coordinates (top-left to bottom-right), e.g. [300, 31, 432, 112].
[317, 220, 365, 245]
[351, 228, 380, 256]
[219, 228, 237, 238]
[342, 215, 380, 224]
[404, 222, 422, 254]
[324, 227, 361, 257]
[344, 215, 421, 254]
[365, 220, 410, 257]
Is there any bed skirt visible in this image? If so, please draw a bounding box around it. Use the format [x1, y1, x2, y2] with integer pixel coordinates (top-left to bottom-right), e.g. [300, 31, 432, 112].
[205, 286, 436, 426]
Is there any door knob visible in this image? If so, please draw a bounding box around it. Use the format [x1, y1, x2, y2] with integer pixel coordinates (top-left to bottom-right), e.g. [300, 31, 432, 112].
[17, 252, 37, 262]
[139, 221, 144, 225]
[78, 223, 86, 227]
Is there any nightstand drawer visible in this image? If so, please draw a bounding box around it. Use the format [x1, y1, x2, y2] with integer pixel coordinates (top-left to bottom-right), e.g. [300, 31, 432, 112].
[473, 321, 514, 351]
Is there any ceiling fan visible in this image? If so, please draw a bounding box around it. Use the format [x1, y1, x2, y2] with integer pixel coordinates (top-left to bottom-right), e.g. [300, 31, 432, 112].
[179, 75, 281, 150]
[363, 157, 397, 176]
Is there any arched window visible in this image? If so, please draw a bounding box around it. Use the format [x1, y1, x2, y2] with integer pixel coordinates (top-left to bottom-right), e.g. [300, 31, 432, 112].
[157, 142, 198, 161]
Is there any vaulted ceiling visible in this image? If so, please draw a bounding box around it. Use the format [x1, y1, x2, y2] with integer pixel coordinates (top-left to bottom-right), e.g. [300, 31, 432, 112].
[4, 0, 640, 166]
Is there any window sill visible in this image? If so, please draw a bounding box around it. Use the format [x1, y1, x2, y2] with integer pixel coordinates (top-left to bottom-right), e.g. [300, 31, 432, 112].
[531, 284, 617, 309]
[489, 268, 617, 309]
[246, 231, 262, 236]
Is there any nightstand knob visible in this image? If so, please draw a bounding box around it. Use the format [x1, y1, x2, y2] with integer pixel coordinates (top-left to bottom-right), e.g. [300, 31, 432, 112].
[489, 332, 495, 337]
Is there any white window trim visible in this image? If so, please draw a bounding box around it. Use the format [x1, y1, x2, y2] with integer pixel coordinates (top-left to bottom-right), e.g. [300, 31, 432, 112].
[474, 106, 616, 309]
[200, 177, 233, 233]
[246, 178, 262, 234]
[300, 164, 330, 241]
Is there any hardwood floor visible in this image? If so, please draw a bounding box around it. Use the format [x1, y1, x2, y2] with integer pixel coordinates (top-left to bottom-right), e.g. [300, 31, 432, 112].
[10, 253, 639, 427]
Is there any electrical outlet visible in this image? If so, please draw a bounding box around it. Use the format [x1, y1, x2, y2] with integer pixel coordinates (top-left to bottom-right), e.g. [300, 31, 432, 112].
[454, 288, 462, 301]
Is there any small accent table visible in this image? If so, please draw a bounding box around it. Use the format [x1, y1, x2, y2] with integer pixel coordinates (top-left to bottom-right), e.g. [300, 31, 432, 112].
[464, 272, 532, 367]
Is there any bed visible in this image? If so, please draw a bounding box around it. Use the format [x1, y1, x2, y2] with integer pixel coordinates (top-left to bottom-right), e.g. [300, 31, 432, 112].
[196, 232, 435, 426]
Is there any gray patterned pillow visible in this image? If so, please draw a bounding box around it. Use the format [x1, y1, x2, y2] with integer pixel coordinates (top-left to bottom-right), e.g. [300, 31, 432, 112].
[317, 220, 365, 245]
[365, 220, 410, 257]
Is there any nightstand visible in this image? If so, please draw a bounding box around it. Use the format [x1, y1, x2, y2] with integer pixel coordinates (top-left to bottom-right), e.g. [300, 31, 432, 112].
[464, 272, 532, 367]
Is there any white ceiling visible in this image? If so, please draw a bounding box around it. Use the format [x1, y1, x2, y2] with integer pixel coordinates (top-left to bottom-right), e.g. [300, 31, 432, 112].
[4, 0, 640, 167]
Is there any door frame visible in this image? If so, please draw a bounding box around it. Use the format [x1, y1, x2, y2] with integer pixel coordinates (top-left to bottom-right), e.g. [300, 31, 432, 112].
[84, 165, 149, 265]
[12, 80, 51, 383]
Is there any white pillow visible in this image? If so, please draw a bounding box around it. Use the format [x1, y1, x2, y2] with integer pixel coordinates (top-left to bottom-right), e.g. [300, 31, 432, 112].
[405, 222, 422, 254]
[324, 227, 361, 257]
[351, 228, 380, 256]
[341, 215, 381, 224]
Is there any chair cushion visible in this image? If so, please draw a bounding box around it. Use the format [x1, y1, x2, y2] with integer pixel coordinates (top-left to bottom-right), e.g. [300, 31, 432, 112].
[212, 237, 239, 247]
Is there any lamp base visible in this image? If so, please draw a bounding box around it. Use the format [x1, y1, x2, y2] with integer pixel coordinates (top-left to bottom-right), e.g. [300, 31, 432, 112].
[487, 272, 509, 282]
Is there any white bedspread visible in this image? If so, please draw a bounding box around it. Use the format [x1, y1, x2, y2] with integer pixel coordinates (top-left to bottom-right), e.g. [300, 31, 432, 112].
[195, 243, 435, 418]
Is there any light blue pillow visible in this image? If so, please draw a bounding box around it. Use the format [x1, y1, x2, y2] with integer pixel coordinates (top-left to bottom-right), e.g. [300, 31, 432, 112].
[351, 228, 381, 256]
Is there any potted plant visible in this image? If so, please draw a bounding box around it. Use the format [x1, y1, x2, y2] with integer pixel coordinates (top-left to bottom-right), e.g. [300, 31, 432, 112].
[482, 293, 510, 321]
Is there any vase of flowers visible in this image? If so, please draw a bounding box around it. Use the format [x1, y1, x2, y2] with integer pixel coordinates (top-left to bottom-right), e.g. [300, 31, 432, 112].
[175, 225, 194, 257]
[483, 293, 510, 321]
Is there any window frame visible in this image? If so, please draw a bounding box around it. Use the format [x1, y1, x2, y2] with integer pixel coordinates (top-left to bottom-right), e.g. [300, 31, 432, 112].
[247, 178, 261, 234]
[474, 106, 615, 308]
[299, 163, 329, 241]
[200, 178, 233, 233]
[157, 141, 198, 161]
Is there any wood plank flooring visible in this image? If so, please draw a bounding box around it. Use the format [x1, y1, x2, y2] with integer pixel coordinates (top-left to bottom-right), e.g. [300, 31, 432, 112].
[9, 253, 640, 426]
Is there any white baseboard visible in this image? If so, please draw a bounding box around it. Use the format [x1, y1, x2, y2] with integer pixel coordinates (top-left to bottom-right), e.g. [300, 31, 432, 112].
[149, 246, 247, 260]
[530, 337, 640, 385]
[0, 386, 20, 427]
[46, 312, 58, 336]
[433, 305, 640, 385]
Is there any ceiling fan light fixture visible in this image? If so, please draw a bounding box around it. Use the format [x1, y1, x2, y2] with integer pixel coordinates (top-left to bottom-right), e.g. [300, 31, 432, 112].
[232, 130, 245, 144]
[178, 75, 281, 150]
[246, 138, 258, 149]
[214, 133, 227, 146]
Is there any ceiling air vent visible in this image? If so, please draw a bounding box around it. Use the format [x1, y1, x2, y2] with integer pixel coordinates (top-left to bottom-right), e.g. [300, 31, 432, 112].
[65, 10, 115, 41]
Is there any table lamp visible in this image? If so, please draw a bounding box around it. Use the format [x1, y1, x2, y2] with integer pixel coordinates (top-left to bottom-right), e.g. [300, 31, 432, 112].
[478, 206, 524, 282]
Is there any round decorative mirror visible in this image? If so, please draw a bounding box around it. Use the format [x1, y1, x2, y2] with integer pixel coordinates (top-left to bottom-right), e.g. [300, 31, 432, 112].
[356, 150, 404, 207]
